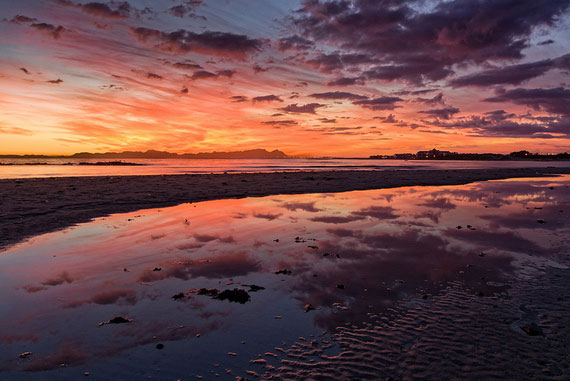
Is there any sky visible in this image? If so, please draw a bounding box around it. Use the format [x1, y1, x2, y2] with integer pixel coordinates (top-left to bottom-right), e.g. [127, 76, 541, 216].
[0, 0, 569, 157]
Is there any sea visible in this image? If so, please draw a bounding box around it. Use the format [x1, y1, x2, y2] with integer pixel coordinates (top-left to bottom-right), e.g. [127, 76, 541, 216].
[1, 157, 570, 179]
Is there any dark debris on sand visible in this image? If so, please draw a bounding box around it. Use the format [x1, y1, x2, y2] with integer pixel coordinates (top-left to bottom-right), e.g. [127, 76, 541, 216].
[192, 287, 252, 304]
[99, 316, 133, 326]
[171, 292, 186, 300]
[244, 284, 265, 292]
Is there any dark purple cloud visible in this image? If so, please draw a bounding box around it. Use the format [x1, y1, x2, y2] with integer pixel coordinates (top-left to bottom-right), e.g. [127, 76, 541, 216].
[352, 96, 403, 111]
[376, 113, 399, 123]
[252, 95, 283, 103]
[169, 4, 201, 18]
[190, 70, 234, 80]
[364, 62, 453, 84]
[81, 2, 131, 19]
[277, 35, 314, 51]
[261, 120, 298, 126]
[291, 0, 570, 84]
[309, 126, 365, 135]
[327, 76, 364, 86]
[484, 110, 516, 121]
[147, 72, 162, 80]
[131, 27, 262, 57]
[10, 15, 37, 23]
[307, 52, 375, 72]
[172, 62, 202, 70]
[450, 54, 570, 87]
[280, 103, 325, 114]
[217, 69, 235, 77]
[310, 91, 367, 100]
[191, 70, 217, 80]
[416, 93, 444, 105]
[310, 215, 365, 224]
[427, 114, 570, 138]
[419, 107, 460, 120]
[230, 95, 247, 102]
[484, 87, 570, 116]
[30, 23, 67, 39]
[253, 65, 268, 73]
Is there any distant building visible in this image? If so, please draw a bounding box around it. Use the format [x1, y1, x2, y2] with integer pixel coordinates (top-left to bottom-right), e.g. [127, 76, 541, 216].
[416, 149, 454, 159]
[394, 153, 415, 160]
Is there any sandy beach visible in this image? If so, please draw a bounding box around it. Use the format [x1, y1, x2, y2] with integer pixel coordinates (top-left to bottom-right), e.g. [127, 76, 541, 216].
[2, 166, 570, 251]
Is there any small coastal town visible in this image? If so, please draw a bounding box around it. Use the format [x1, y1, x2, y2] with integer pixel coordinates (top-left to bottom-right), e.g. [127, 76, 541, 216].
[371, 149, 570, 161]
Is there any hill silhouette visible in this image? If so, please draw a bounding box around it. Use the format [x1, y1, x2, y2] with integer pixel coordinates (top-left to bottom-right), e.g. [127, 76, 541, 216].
[0, 149, 289, 159]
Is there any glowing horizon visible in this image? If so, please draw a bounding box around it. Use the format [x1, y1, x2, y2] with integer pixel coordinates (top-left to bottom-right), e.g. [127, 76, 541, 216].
[1, 0, 569, 157]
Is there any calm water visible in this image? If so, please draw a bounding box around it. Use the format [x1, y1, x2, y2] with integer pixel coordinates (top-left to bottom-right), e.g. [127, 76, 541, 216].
[0, 176, 569, 379]
[1, 157, 570, 179]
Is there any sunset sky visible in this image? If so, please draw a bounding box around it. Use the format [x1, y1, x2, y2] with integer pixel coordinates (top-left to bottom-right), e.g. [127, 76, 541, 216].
[1, 0, 569, 156]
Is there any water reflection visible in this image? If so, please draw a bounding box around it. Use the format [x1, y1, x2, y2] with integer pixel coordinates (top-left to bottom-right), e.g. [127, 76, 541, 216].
[0, 176, 569, 379]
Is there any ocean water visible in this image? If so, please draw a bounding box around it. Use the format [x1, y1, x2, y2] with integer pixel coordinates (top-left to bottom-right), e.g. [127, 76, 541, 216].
[1, 176, 569, 379]
[1, 157, 570, 179]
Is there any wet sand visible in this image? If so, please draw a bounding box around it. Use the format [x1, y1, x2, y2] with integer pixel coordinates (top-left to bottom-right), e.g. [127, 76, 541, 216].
[1, 176, 569, 379]
[2, 167, 570, 251]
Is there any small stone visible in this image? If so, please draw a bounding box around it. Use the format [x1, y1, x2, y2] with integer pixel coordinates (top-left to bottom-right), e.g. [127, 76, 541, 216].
[521, 322, 543, 336]
[156, 343, 164, 349]
[99, 316, 133, 326]
[19, 352, 32, 359]
[172, 292, 185, 300]
[247, 284, 265, 292]
[304, 304, 315, 312]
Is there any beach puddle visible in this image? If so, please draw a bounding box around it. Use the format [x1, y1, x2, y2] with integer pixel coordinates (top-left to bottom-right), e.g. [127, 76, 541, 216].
[1, 176, 569, 379]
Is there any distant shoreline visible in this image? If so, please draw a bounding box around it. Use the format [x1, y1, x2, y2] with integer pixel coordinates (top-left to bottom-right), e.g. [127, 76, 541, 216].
[2, 167, 570, 251]
[2, 156, 570, 162]
[0, 161, 145, 166]
[0, 148, 288, 160]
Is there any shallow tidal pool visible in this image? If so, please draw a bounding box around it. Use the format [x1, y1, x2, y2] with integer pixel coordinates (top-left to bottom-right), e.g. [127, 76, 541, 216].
[1, 176, 569, 379]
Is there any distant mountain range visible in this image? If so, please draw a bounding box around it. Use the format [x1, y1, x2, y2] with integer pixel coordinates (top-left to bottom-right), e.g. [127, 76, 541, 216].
[0, 149, 289, 159]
